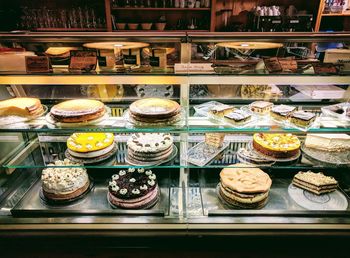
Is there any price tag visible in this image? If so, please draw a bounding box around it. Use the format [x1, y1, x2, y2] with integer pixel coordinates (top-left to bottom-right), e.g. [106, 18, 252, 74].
[124, 55, 137, 65]
[25, 56, 51, 73]
[150, 56, 160, 67]
[69, 50, 97, 72]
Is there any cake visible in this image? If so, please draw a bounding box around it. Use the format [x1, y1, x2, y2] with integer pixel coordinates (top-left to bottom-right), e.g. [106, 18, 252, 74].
[240, 84, 281, 100]
[253, 133, 301, 158]
[129, 98, 181, 125]
[209, 104, 235, 119]
[0, 97, 44, 118]
[304, 134, 350, 152]
[292, 171, 338, 195]
[270, 105, 296, 121]
[108, 168, 159, 209]
[205, 133, 225, 148]
[41, 159, 90, 201]
[224, 110, 251, 125]
[236, 148, 275, 165]
[127, 133, 174, 164]
[66, 132, 116, 162]
[250, 101, 273, 114]
[219, 164, 272, 209]
[290, 111, 316, 127]
[50, 99, 106, 123]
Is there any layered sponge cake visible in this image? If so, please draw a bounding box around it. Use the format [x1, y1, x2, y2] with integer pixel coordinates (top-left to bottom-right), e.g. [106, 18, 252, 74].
[129, 98, 181, 125]
[50, 99, 106, 123]
[0, 97, 44, 118]
[127, 133, 173, 164]
[292, 171, 338, 195]
[219, 164, 272, 209]
[108, 168, 159, 209]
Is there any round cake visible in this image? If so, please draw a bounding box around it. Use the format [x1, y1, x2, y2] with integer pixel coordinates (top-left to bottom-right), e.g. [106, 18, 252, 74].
[50, 99, 106, 123]
[0, 97, 44, 118]
[253, 133, 300, 159]
[219, 164, 272, 209]
[129, 98, 181, 124]
[41, 159, 90, 202]
[66, 132, 115, 159]
[108, 168, 159, 209]
[127, 133, 174, 164]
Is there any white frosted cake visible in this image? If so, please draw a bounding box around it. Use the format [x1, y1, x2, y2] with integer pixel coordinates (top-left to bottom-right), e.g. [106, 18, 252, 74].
[304, 134, 350, 152]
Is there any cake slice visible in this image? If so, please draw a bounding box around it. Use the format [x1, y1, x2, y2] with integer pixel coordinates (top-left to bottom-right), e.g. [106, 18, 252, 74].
[250, 101, 273, 114]
[290, 110, 316, 127]
[209, 104, 235, 118]
[270, 105, 296, 121]
[224, 110, 251, 125]
[304, 134, 350, 152]
[292, 171, 338, 195]
[0, 97, 43, 117]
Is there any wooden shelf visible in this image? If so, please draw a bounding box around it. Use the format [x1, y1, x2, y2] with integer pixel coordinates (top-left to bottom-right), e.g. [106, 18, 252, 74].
[322, 11, 350, 17]
[112, 30, 209, 32]
[111, 7, 211, 11]
[35, 28, 106, 32]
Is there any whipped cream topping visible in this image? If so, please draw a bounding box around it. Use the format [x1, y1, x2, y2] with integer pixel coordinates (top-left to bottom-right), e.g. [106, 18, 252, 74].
[127, 133, 173, 153]
[41, 159, 89, 195]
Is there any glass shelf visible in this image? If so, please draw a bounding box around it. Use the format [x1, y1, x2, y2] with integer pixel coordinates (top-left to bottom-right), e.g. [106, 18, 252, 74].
[3, 136, 349, 170]
[1, 115, 348, 133]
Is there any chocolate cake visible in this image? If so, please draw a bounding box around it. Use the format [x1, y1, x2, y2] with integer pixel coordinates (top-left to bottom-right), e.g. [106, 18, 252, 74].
[108, 168, 159, 209]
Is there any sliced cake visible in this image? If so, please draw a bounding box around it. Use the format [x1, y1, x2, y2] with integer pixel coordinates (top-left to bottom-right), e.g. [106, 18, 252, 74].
[292, 171, 338, 195]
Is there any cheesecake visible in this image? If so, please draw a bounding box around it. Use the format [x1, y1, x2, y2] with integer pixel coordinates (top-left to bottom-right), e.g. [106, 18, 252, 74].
[304, 134, 350, 152]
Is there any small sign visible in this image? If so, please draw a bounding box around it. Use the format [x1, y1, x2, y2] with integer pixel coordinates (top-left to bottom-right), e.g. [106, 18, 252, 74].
[25, 56, 51, 73]
[150, 56, 160, 67]
[69, 50, 97, 72]
[124, 55, 137, 65]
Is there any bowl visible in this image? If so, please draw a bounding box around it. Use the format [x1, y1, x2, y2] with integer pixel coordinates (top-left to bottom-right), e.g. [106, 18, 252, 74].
[128, 23, 139, 30]
[141, 23, 153, 30]
[116, 23, 126, 30]
[155, 22, 166, 31]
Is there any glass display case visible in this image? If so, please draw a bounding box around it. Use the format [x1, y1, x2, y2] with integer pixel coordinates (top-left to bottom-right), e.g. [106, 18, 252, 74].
[0, 32, 350, 237]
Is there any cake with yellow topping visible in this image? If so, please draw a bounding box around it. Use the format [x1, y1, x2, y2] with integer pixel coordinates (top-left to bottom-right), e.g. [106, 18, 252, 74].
[67, 132, 115, 159]
[253, 133, 300, 158]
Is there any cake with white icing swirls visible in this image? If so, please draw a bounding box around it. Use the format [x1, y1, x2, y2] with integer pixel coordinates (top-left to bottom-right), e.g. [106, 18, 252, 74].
[41, 159, 90, 201]
[126, 133, 173, 164]
[108, 168, 159, 209]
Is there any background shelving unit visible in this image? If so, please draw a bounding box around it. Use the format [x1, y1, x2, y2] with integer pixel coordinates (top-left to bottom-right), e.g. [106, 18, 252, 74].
[1, 0, 350, 33]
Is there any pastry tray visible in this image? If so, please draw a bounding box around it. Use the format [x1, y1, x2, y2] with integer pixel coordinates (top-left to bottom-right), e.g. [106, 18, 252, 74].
[321, 102, 350, 122]
[11, 178, 171, 217]
[199, 178, 350, 216]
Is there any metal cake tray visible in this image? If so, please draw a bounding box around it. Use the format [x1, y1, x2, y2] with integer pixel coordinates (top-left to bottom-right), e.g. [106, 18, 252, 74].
[11, 178, 171, 217]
